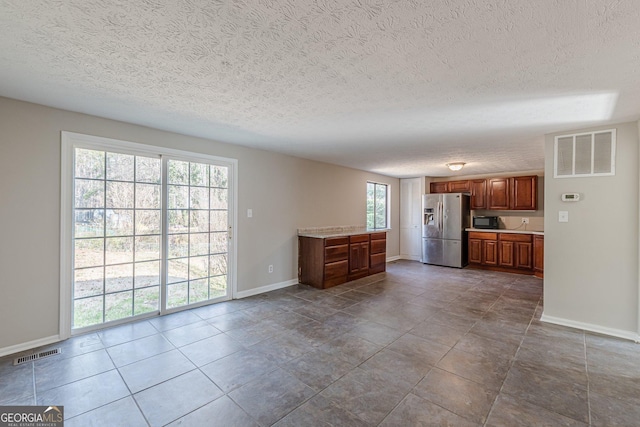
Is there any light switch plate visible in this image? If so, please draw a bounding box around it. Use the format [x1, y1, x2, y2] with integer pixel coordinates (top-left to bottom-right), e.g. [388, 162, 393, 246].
[559, 211, 569, 222]
[247, 209, 253, 218]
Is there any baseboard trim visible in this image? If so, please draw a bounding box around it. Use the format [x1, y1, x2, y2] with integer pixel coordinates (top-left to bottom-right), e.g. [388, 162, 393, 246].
[235, 279, 298, 299]
[541, 313, 640, 343]
[399, 255, 421, 261]
[386, 255, 402, 262]
[0, 335, 62, 358]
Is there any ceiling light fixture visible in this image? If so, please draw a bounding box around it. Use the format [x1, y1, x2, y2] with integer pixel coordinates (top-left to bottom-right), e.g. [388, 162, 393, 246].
[446, 162, 466, 171]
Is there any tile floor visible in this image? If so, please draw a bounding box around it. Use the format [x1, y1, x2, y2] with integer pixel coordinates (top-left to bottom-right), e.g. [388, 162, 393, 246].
[2, 260, 640, 426]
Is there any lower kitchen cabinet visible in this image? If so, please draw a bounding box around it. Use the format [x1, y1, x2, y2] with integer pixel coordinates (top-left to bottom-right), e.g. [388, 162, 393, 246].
[468, 231, 540, 276]
[299, 232, 386, 289]
[534, 234, 544, 278]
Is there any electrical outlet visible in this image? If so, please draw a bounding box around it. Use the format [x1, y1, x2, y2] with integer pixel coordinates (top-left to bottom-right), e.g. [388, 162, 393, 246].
[268, 265, 273, 273]
[521, 218, 529, 224]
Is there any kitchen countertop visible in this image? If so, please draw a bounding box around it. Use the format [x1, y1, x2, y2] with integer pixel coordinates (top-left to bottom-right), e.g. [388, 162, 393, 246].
[466, 228, 544, 236]
[298, 225, 390, 238]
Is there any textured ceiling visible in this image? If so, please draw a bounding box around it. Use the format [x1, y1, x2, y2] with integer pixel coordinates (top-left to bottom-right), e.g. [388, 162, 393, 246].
[1, 0, 639, 177]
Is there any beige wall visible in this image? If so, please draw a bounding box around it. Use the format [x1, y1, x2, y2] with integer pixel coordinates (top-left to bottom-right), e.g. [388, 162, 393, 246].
[0, 97, 399, 351]
[543, 121, 639, 337]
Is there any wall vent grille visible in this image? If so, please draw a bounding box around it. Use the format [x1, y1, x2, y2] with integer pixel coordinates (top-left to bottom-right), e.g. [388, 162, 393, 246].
[554, 129, 616, 178]
[13, 348, 62, 365]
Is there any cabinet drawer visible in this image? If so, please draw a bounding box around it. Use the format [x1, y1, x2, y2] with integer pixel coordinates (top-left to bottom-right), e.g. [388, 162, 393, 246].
[349, 234, 370, 243]
[324, 260, 348, 282]
[469, 232, 498, 240]
[325, 237, 349, 247]
[370, 252, 386, 266]
[370, 239, 386, 254]
[325, 244, 348, 263]
[499, 233, 532, 243]
[370, 232, 386, 241]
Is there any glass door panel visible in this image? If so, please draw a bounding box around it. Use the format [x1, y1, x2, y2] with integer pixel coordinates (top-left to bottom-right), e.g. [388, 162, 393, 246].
[166, 159, 229, 309]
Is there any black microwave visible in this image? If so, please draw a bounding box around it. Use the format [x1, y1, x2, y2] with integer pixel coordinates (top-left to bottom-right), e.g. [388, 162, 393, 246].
[473, 216, 499, 229]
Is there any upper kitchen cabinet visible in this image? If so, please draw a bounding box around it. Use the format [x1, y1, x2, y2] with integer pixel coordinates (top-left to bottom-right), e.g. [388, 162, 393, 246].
[487, 178, 510, 210]
[429, 181, 449, 193]
[511, 176, 538, 210]
[430, 174, 538, 211]
[487, 175, 538, 211]
[469, 179, 487, 209]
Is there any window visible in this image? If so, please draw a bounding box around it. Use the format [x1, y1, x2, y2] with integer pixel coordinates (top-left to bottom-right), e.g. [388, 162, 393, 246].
[61, 132, 236, 335]
[367, 182, 389, 229]
[554, 129, 616, 178]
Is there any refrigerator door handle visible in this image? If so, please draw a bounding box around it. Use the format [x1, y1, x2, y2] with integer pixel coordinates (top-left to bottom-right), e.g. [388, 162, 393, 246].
[439, 201, 444, 232]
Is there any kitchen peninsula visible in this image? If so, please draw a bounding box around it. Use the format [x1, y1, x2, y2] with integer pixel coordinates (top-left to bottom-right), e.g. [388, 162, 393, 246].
[298, 226, 387, 289]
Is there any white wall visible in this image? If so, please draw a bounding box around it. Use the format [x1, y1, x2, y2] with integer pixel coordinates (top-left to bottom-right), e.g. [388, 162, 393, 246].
[542, 121, 639, 339]
[0, 97, 399, 352]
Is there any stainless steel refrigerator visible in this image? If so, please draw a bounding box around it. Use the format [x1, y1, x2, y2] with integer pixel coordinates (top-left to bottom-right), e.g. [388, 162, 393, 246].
[422, 193, 470, 268]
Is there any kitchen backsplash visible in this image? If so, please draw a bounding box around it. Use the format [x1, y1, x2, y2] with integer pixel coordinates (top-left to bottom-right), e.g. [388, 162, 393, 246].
[497, 216, 544, 231]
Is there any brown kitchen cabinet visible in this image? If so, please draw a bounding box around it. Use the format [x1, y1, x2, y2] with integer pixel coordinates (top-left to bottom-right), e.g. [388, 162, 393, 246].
[298, 232, 386, 289]
[431, 175, 537, 211]
[470, 179, 487, 209]
[468, 232, 498, 266]
[430, 181, 449, 193]
[534, 234, 544, 278]
[488, 176, 537, 211]
[468, 231, 539, 275]
[348, 234, 370, 280]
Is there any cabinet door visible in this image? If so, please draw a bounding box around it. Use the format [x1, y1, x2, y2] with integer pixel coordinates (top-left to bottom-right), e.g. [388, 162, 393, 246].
[469, 239, 482, 264]
[483, 240, 498, 265]
[511, 176, 538, 210]
[498, 240, 514, 267]
[470, 179, 487, 209]
[430, 181, 449, 193]
[515, 242, 533, 269]
[488, 178, 510, 210]
[349, 242, 370, 275]
[534, 235, 544, 276]
[448, 180, 470, 193]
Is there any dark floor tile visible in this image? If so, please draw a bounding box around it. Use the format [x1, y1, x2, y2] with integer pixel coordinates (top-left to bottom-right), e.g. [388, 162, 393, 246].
[200, 349, 279, 393]
[292, 303, 339, 322]
[380, 392, 479, 427]
[190, 300, 240, 319]
[161, 320, 222, 347]
[453, 331, 520, 360]
[97, 320, 158, 347]
[590, 390, 640, 427]
[166, 395, 259, 427]
[148, 310, 201, 332]
[320, 368, 411, 425]
[436, 348, 511, 391]
[514, 345, 587, 385]
[486, 394, 587, 427]
[410, 320, 467, 347]
[429, 311, 478, 334]
[588, 370, 640, 401]
[241, 301, 288, 318]
[0, 359, 34, 404]
[35, 349, 114, 392]
[359, 348, 432, 388]
[288, 320, 345, 347]
[41, 333, 104, 360]
[180, 333, 244, 366]
[501, 362, 589, 423]
[347, 321, 404, 346]
[65, 396, 148, 427]
[106, 334, 174, 367]
[228, 368, 316, 426]
[318, 333, 382, 365]
[36, 370, 129, 419]
[281, 348, 355, 391]
[320, 311, 366, 331]
[413, 368, 496, 424]
[468, 317, 526, 345]
[587, 345, 640, 377]
[387, 333, 451, 366]
[274, 394, 369, 427]
[208, 310, 260, 332]
[118, 349, 195, 393]
[223, 322, 282, 346]
[134, 370, 222, 427]
[248, 332, 312, 363]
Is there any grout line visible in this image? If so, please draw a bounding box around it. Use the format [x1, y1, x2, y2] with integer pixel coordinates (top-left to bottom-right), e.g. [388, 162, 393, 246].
[584, 331, 592, 426]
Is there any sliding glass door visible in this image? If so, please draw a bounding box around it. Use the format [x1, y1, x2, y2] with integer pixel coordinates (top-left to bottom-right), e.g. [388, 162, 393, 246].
[65, 133, 235, 333]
